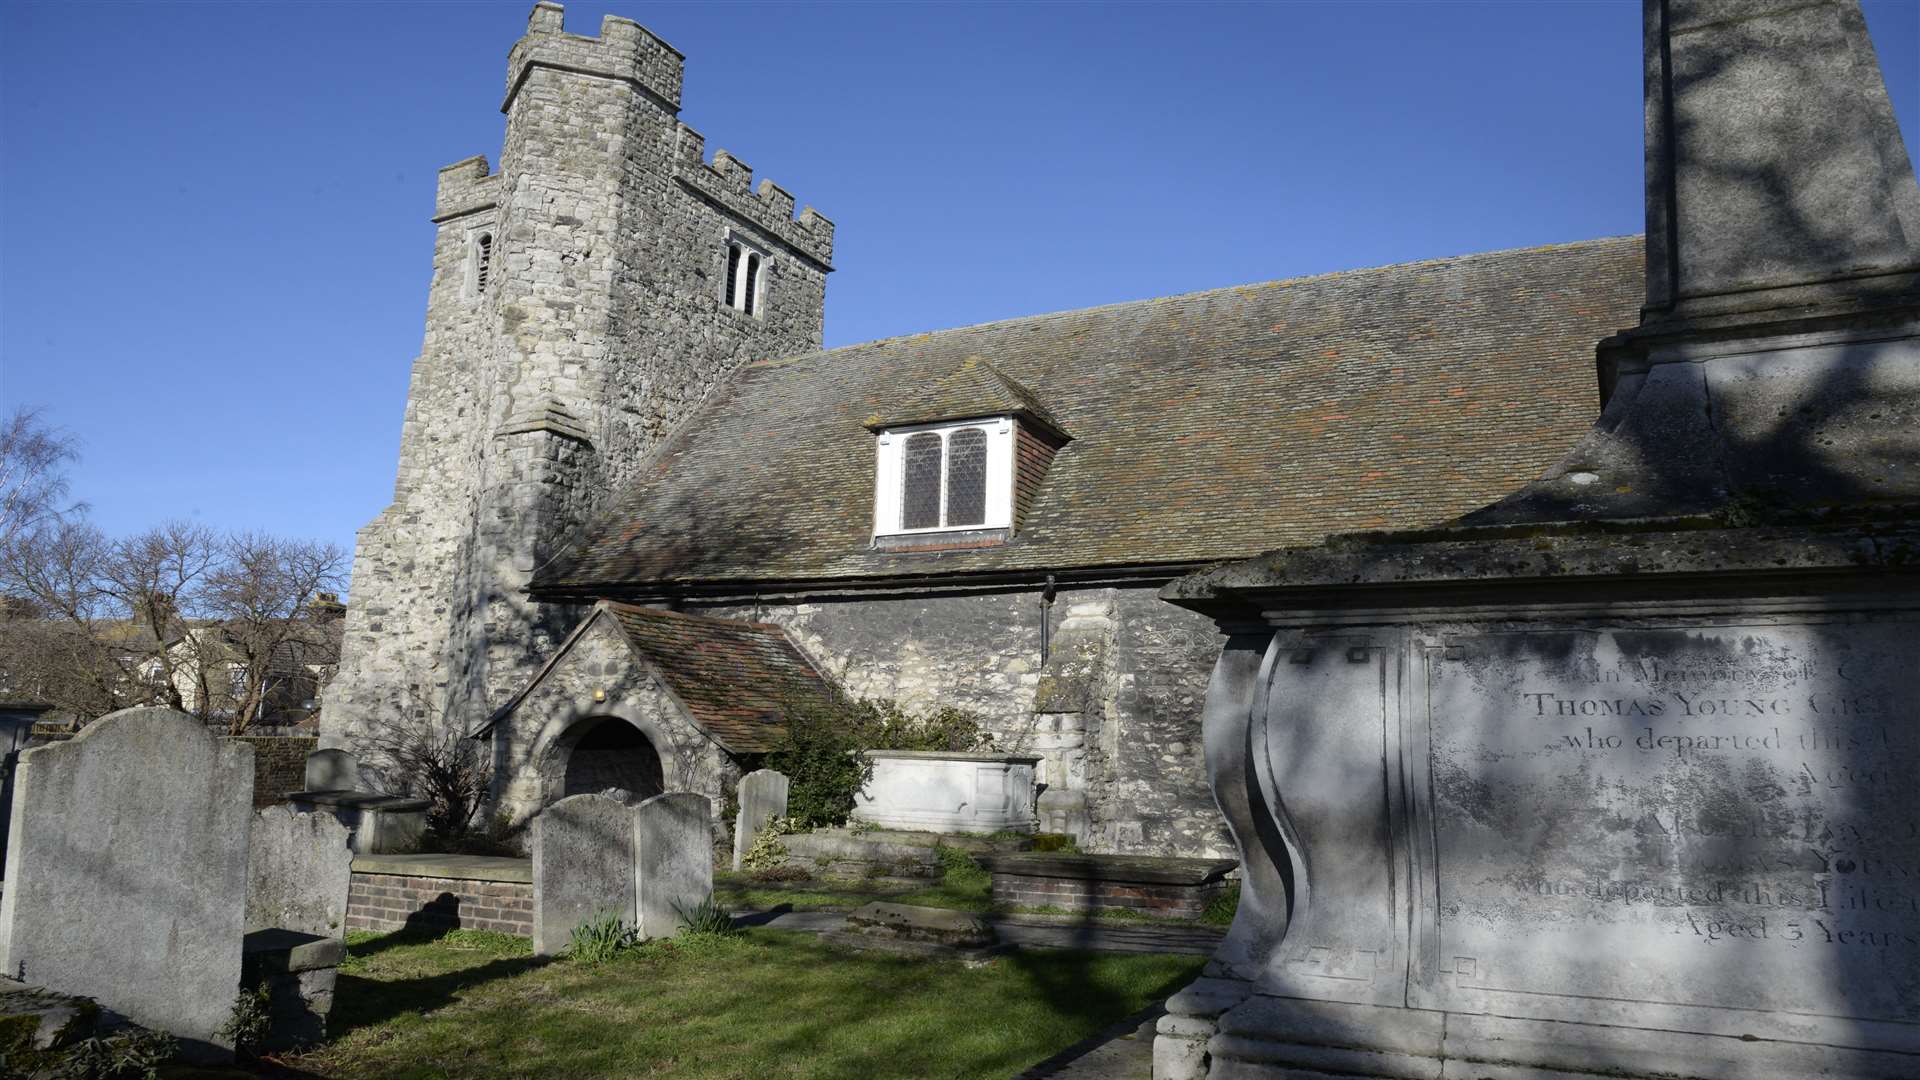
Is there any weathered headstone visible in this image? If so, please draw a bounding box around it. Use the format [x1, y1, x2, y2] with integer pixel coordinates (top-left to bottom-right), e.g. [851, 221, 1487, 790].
[247, 804, 353, 938]
[242, 806, 351, 1056]
[730, 768, 790, 871]
[303, 747, 360, 792]
[1153, 3, 1920, 1078]
[0, 707, 253, 1062]
[531, 791, 637, 957]
[633, 792, 712, 938]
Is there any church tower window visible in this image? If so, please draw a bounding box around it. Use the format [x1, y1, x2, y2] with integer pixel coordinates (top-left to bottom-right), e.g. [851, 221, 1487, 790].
[468, 231, 494, 299]
[722, 234, 766, 317]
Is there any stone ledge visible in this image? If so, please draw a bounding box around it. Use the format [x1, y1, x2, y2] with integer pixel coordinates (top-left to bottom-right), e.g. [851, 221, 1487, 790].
[979, 853, 1236, 886]
[349, 854, 532, 884]
[241, 928, 346, 973]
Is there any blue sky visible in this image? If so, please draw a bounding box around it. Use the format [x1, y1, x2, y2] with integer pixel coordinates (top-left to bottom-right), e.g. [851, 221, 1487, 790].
[3, 1, 1916, 576]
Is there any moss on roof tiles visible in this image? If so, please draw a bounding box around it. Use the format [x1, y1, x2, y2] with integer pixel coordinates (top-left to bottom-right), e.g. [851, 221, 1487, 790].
[606, 604, 833, 753]
[535, 236, 1645, 591]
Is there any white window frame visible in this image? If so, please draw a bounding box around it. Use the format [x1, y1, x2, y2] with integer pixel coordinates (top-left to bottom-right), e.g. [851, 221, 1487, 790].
[721, 231, 767, 316]
[873, 418, 1014, 537]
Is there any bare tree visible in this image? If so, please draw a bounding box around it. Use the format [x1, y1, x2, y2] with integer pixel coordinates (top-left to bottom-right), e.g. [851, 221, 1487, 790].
[0, 407, 81, 550]
[203, 532, 346, 734]
[0, 518, 131, 716]
[0, 518, 345, 730]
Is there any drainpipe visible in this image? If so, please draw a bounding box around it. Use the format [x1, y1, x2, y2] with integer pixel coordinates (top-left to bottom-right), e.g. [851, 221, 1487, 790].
[1039, 574, 1058, 666]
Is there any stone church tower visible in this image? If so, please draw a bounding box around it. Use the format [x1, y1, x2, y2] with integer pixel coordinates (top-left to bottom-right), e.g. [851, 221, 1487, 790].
[323, 3, 833, 754]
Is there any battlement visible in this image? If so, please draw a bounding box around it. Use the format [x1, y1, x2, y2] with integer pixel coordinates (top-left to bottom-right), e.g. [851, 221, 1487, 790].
[503, 3, 684, 115]
[672, 123, 835, 267]
[433, 155, 501, 223]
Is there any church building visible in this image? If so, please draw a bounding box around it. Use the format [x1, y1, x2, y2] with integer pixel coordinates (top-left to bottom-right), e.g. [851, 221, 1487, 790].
[322, 3, 1644, 856]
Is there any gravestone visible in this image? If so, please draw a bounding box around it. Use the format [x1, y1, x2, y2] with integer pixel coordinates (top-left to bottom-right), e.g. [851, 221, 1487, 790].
[247, 804, 353, 938]
[0, 707, 253, 1062]
[303, 747, 360, 792]
[731, 768, 789, 871]
[1153, 3, 1920, 1078]
[531, 791, 637, 957]
[634, 792, 712, 938]
[243, 805, 353, 1052]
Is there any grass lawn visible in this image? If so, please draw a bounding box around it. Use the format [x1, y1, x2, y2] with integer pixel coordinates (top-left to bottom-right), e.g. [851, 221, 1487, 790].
[714, 853, 1241, 929]
[277, 927, 1203, 1080]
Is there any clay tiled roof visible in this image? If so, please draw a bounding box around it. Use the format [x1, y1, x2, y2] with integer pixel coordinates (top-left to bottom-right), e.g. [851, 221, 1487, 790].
[607, 604, 833, 753]
[534, 236, 1644, 593]
[865, 357, 1067, 438]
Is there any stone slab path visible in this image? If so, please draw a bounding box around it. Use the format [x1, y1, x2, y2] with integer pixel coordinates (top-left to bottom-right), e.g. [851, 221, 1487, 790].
[732, 908, 1224, 956]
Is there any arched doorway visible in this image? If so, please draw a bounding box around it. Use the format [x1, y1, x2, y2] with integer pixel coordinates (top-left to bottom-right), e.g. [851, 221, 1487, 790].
[560, 716, 666, 800]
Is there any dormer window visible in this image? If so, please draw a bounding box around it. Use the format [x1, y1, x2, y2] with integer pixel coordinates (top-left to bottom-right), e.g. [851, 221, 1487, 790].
[874, 419, 1014, 537]
[722, 234, 764, 316]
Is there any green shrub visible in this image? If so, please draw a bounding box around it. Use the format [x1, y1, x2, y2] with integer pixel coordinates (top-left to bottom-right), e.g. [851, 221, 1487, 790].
[1029, 833, 1079, 853]
[218, 983, 273, 1057]
[1201, 882, 1242, 927]
[935, 844, 990, 889]
[567, 910, 640, 965]
[34, 1029, 176, 1080]
[765, 696, 991, 828]
[739, 815, 800, 871]
[673, 896, 737, 937]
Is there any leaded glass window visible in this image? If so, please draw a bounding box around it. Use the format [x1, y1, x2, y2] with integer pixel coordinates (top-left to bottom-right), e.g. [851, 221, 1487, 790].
[876, 419, 1012, 537]
[945, 427, 988, 526]
[725, 243, 740, 306]
[901, 432, 943, 529]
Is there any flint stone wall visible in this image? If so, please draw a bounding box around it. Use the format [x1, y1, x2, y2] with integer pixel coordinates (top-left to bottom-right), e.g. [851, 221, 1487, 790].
[0, 707, 253, 1060]
[702, 584, 1227, 858]
[488, 614, 736, 830]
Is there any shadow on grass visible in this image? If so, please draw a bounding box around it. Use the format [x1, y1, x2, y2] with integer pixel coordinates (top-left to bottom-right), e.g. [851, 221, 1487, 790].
[732, 927, 1200, 1079]
[330, 929, 551, 1039]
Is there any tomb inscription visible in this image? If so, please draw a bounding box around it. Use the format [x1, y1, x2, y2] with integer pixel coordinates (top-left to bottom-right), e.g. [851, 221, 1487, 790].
[1422, 620, 1918, 1028]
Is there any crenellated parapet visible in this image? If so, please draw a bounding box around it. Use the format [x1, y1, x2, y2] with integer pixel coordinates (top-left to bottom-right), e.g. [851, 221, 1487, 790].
[673, 123, 835, 267]
[432, 155, 501, 223]
[503, 2, 684, 115]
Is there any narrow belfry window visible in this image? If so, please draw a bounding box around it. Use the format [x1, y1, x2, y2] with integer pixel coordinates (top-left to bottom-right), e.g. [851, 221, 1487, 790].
[467, 232, 494, 299]
[723, 236, 766, 316]
[945, 427, 988, 526]
[901, 432, 944, 530]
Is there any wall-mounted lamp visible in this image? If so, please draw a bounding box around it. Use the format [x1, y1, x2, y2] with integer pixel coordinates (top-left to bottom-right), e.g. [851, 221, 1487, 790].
[592, 688, 607, 703]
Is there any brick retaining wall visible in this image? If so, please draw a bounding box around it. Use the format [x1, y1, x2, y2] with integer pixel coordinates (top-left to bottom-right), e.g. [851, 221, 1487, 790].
[980, 853, 1237, 921]
[345, 855, 533, 937]
[991, 872, 1224, 920]
[233, 735, 317, 808]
